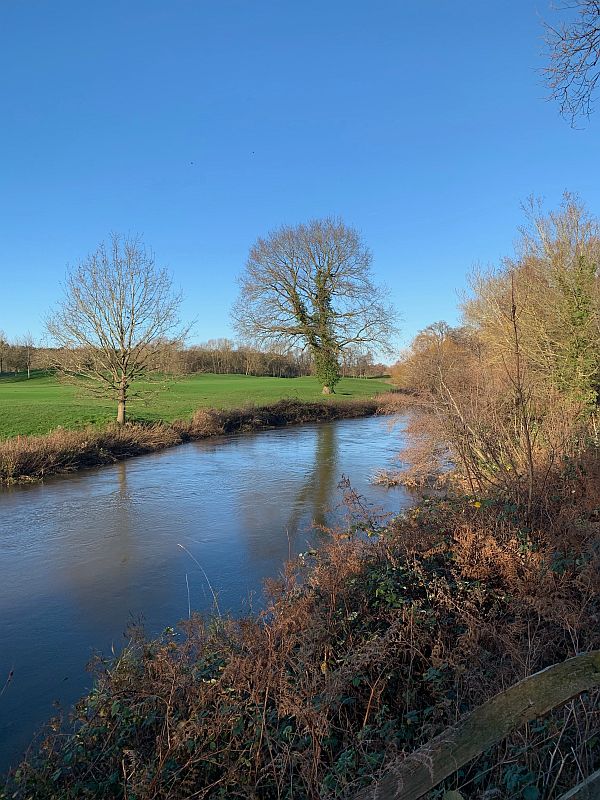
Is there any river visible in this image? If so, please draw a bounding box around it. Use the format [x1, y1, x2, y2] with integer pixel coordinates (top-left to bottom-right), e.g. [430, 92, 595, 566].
[0, 414, 410, 772]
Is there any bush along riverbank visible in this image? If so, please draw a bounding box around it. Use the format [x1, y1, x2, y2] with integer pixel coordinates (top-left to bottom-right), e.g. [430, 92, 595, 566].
[4, 454, 600, 800]
[0, 396, 399, 485]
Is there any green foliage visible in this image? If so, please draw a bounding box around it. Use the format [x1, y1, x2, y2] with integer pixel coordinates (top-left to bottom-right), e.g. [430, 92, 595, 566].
[313, 348, 341, 392]
[553, 255, 600, 406]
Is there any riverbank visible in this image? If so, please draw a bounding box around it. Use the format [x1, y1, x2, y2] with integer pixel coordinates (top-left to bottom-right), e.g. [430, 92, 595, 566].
[0, 396, 399, 484]
[5, 466, 600, 799]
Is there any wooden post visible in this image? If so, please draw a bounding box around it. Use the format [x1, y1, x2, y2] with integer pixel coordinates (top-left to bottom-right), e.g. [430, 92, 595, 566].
[351, 651, 600, 800]
[557, 769, 600, 800]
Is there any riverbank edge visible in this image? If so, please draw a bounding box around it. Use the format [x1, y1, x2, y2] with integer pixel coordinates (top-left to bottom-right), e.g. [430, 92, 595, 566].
[0, 394, 401, 485]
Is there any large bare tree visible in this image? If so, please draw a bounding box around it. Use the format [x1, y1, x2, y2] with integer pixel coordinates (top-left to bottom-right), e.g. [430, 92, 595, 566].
[233, 218, 397, 393]
[47, 234, 187, 424]
[545, 0, 600, 122]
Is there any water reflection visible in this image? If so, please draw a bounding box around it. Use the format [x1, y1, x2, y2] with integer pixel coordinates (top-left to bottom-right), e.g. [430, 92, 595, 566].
[233, 424, 340, 569]
[288, 422, 337, 533]
[0, 415, 410, 772]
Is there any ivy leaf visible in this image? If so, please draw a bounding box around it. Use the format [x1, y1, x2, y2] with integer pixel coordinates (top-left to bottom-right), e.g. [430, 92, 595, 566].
[522, 787, 539, 800]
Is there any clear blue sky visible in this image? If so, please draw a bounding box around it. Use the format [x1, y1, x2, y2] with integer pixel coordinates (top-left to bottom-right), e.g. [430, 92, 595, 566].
[1, 0, 598, 353]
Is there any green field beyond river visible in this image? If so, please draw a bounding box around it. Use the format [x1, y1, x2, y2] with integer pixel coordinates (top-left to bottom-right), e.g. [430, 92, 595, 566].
[0, 372, 390, 439]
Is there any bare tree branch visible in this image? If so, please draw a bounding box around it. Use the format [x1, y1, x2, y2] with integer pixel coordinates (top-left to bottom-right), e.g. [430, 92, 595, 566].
[544, 0, 600, 123]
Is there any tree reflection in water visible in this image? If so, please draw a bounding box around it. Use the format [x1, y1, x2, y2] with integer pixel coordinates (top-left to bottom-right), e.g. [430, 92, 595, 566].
[287, 422, 337, 535]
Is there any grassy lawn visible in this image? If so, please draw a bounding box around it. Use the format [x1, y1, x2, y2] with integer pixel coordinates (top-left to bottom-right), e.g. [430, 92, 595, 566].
[0, 371, 390, 438]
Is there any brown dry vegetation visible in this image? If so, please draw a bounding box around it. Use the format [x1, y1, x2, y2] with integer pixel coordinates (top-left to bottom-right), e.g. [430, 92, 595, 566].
[387, 196, 600, 514]
[0, 398, 388, 484]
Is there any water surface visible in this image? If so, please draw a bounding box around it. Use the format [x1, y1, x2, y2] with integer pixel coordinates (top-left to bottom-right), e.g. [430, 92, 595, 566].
[0, 415, 409, 771]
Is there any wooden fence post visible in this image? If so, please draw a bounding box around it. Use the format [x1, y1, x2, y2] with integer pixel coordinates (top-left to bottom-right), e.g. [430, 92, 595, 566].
[556, 768, 600, 800]
[350, 651, 600, 800]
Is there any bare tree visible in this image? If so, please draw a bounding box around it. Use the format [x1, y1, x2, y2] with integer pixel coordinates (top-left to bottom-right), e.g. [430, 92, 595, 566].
[47, 234, 188, 424]
[0, 331, 8, 374]
[15, 332, 35, 378]
[232, 217, 398, 393]
[544, 0, 600, 122]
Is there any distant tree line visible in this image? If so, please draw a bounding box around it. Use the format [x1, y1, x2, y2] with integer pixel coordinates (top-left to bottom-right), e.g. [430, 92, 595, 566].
[0, 337, 388, 381]
[177, 340, 387, 379]
[0, 332, 35, 376]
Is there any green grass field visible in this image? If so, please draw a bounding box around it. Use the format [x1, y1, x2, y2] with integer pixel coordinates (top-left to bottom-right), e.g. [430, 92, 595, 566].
[0, 371, 390, 439]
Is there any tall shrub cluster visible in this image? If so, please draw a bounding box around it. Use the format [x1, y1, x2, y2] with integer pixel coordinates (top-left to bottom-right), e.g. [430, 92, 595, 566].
[391, 195, 600, 513]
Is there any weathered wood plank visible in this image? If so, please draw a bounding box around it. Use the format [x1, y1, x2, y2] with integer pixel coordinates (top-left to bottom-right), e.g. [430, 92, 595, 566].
[556, 769, 600, 800]
[351, 651, 600, 800]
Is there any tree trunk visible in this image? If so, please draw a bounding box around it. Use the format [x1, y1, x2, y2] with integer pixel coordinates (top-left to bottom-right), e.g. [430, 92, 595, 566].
[117, 377, 127, 425]
[322, 385, 334, 395]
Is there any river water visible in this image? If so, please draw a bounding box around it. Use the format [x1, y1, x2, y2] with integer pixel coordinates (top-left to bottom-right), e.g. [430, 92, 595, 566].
[0, 414, 410, 772]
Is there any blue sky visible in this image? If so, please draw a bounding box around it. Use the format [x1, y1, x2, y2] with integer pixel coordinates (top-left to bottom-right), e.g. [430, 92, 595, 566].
[1, 0, 598, 353]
